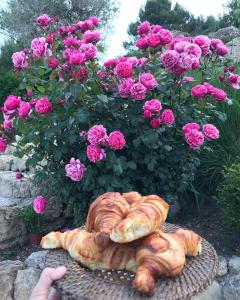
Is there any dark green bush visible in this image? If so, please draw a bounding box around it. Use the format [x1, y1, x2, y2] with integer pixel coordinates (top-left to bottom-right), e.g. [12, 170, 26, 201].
[217, 160, 240, 232]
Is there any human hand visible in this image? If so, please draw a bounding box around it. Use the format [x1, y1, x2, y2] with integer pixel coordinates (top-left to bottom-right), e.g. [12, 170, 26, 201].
[29, 266, 66, 300]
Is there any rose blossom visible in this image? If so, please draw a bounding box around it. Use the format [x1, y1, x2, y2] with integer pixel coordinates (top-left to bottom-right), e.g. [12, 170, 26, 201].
[3, 119, 13, 130]
[30, 99, 37, 107]
[161, 50, 179, 69]
[228, 74, 240, 89]
[36, 14, 51, 27]
[65, 157, 86, 181]
[185, 129, 205, 150]
[147, 33, 161, 48]
[12, 51, 28, 70]
[202, 124, 220, 140]
[212, 88, 227, 101]
[87, 144, 106, 163]
[136, 37, 149, 49]
[48, 58, 59, 69]
[193, 35, 210, 56]
[108, 131, 126, 150]
[128, 57, 139, 67]
[161, 109, 175, 125]
[179, 53, 196, 71]
[139, 73, 157, 90]
[204, 83, 215, 94]
[16, 172, 23, 180]
[150, 118, 161, 129]
[229, 65, 235, 72]
[210, 39, 223, 50]
[219, 75, 225, 82]
[182, 76, 195, 83]
[89, 16, 100, 26]
[137, 21, 151, 36]
[35, 98, 52, 115]
[4, 95, 21, 111]
[114, 62, 133, 78]
[152, 25, 162, 34]
[130, 83, 147, 101]
[84, 30, 101, 43]
[144, 110, 152, 118]
[69, 50, 86, 65]
[144, 99, 162, 113]
[184, 43, 202, 58]
[104, 58, 118, 69]
[158, 29, 173, 45]
[118, 78, 135, 98]
[182, 123, 200, 134]
[31, 37, 51, 58]
[80, 43, 97, 60]
[19, 101, 31, 118]
[27, 90, 33, 97]
[191, 85, 208, 98]
[216, 43, 229, 56]
[0, 138, 7, 153]
[87, 124, 108, 145]
[63, 37, 78, 48]
[33, 196, 47, 214]
[174, 41, 191, 53]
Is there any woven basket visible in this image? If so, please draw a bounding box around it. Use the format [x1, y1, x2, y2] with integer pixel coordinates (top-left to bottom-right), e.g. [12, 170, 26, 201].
[45, 223, 218, 300]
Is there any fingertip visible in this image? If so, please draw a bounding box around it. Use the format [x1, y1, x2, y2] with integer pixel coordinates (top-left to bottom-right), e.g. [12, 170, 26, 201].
[56, 266, 67, 274]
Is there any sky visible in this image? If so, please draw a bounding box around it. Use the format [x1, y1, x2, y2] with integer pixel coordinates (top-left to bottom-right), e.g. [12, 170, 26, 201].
[0, 0, 230, 55]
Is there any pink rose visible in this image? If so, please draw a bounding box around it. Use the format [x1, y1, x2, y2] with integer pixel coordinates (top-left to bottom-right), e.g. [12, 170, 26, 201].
[137, 21, 151, 36]
[179, 53, 196, 71]
[185, 129, 205, 150]
[212, 88, 227, 101]
[150, 118, 161, 129]
[161, 109, 175, 125]
[19, 101, 31, 119]
[84, 30, 101, 43]
[182, 123, 200, 134]
[80, 43, 97, 60]
[0, 138, 7, 153]
[216, 43, 229, 56]
[210, 39, 223, 50]
[130, 83, 147, 101]
[174, 41, 191, 53]
[128, 57, 139, 67]
[147, 33, 161, 48]
[182, 76, 195, 83]
[228, 74, 240, 89]
[31, 37, 52, 58]
[139, 73, 157, 90]
[30, 99, 37, 107]
[152, 25, 162, 34]
[143, 110, 152, 119]
[136, 37, 149, 49]
[118, 78, 135, 98]
[184, 43, 202, 58]
[89, 16, 100, 26]
[191, 85, 208, 98]
[3, 119, 13, 130]
[87, 124, 108, 145]
[104, 59, 118, 69]
[35, 98, 52, 115]
[48, 58, 59, 69]
[161, 50, 179, 69]
[108, 131, 126, 150]
[202, 124, 220, 140]
[36, 14, 51, 27]
[193, 35, 210, 56]
[229, 65, 236, 72]
[33, 196, 47, 214]
[12, 51, 28, 70]
[4, 95, 21, 110]
[144, 99, 162, 113]
[87, 144, 106, 163]
[114, 62, 133, 78]
[204, 83, 215, 94]
[65, 157, 86, 181]
[16, 172, 24, 180]
[27, 90, 33, 97]
[69, 50, 86, 65]
[63, 37, 78, 48]
[68, 26, 77, 34]
[158, 29, 173, 45]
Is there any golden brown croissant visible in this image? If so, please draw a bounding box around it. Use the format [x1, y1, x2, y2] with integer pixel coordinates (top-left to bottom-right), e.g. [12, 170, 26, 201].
[122, 192, 142, 205]
[133, 229, 202, 295]
[110, 195, 169, 243]
[41, 229, 139, 272]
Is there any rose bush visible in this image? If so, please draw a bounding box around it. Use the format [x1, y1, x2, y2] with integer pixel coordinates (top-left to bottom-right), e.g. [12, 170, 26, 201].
[1, 15, 231, 223]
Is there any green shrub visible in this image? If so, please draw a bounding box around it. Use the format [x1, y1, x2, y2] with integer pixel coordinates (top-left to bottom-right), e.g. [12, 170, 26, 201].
[217, 160, 240, 232]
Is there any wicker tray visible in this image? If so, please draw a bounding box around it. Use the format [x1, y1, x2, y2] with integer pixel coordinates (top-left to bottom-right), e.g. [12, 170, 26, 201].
[45, 223, 218, 300]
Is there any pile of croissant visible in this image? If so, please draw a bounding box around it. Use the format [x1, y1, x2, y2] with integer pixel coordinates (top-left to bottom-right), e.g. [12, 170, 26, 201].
[41, 192, 202, 295]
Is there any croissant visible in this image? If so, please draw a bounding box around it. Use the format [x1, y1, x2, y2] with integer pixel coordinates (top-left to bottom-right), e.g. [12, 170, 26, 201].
[133, 229, 202, 295]
[41, 229, 138, 272]
[110, 195, 169, 243]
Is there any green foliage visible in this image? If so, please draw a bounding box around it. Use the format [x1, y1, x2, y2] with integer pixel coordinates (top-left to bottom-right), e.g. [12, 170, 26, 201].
[219, 0, 240, 28]
[217, 159, 240, 232]
[20, 206, 42, 233]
